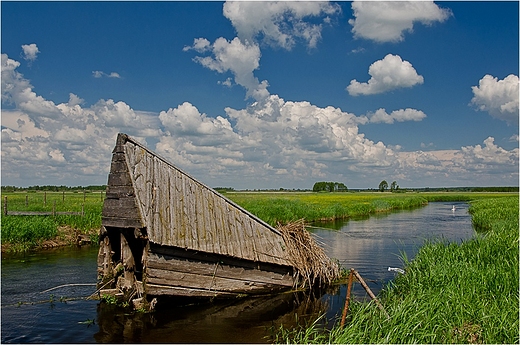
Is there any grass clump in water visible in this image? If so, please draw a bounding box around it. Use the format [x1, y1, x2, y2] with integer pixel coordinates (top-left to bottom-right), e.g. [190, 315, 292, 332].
[280, 196, 519, 344]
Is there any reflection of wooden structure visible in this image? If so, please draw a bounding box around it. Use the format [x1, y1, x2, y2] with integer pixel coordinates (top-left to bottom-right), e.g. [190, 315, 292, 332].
[98, 134, 310, 306]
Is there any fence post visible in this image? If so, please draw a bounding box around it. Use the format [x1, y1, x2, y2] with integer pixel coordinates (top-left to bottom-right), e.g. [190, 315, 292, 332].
[3, 196, 7, 216]
[44, 191, 47, 207]
[63, 191, 65, 202]
[25, 194, 28, 207]
[53, 200, 56, 217]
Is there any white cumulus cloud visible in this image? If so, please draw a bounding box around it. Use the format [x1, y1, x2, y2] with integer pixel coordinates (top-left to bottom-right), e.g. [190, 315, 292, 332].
[187, 37, 269, 101]
[470, 74, 519, 125]
[21, 43, 40, 62]
[349, 1, 452, 43]
[367, 108, 427, 124]
[223, 1, 340, 49]
[347, 54, 424, 96]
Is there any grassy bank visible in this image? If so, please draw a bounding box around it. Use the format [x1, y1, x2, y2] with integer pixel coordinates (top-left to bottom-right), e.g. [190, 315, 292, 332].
[279, 195, 519, 344]
[1, 190, 515, 252]
[228, 192, 428, 226]
[1, 191, 103, 252]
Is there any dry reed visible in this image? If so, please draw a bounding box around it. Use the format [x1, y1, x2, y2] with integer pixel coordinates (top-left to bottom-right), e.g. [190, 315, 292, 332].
[278, 219, 340, 289]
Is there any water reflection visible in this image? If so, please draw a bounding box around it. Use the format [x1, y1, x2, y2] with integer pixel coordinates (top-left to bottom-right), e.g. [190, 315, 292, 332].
[94, 290, 334, 343]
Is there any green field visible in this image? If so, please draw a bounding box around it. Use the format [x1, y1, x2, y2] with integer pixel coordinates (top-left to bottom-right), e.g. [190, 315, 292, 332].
[0, 190, 516, 252]
[279, 196, 519, 344]
[1, 191, 103, 252]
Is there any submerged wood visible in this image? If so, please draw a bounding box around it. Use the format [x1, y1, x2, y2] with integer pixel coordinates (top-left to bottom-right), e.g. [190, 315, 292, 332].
[97, 133, 339, 307]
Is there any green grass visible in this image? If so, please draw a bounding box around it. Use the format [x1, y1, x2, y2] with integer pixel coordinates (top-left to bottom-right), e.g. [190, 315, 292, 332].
[1, 190, 516, 253]
[227, 192, 429, 226]
[1, 191, 103, 251]
[278, 195, 519, 344]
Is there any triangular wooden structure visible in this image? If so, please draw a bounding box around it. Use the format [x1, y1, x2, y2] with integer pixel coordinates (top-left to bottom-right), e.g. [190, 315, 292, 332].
[97, 133, 298, 304]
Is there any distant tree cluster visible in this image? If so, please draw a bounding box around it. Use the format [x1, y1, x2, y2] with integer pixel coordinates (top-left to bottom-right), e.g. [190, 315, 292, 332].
[470, 186, 519, 192]
[378, 180, 399, 192]
[213, 187, 235, 193]
[313, 181, 348, 192]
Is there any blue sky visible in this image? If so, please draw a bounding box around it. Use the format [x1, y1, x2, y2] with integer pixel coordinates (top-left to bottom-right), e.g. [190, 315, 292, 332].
[1, 1, 519, 189]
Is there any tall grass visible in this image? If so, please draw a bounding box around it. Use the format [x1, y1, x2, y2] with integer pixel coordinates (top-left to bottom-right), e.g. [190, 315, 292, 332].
[228, 193, 428, 226]
[279, 196, 519, 344]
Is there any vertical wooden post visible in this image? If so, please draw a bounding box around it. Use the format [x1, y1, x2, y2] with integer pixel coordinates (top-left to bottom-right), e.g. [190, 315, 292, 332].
[25, 194, 28, 207]
[340, 268, 355, 328]
[44, 191, 47, 206]
[4, 196, 7, 216]
[63, 191, 65, 202]
[53, 200, 56, 217]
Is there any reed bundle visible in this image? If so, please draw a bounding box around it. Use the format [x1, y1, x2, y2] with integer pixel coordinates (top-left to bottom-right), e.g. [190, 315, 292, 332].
[278, 219, 340, 289]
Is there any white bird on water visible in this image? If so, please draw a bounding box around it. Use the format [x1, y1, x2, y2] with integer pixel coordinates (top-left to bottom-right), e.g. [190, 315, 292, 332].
[452, 205, 456, 211]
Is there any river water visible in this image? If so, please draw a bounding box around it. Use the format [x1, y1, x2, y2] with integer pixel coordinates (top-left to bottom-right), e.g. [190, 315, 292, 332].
[1, 202, 474, 343]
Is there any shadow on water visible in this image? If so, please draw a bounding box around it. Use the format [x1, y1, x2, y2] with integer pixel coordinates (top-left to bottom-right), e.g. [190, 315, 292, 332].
[1, 202, 474, 343]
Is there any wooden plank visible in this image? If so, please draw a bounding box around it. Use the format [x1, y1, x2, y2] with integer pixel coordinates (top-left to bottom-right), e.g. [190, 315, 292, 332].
[187, 179, 199, 251]
[145, 284, 238, 298]
[105, 185, 134, 198]
[146, 253, 293, 287]
[244, 218, 260, 262]
[209, 192, 223, 256]
[230, 207, 245, 259]
[194, 185, 208, 253]
[181, 173, 192, 249]
[146, 267, 288, 294]
[174, 169, 187, 248]
[149, 243, 294, 276]
[214, 198, 228, 256]
[201, 188, 214, 254]
[102, 217, 143, 229]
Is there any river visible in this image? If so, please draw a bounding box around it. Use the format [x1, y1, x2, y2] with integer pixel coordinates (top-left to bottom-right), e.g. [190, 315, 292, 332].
[1, 202, 474, 343]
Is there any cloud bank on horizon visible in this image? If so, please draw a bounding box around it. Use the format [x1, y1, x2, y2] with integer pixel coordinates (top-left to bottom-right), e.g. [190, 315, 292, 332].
[1, 1, 518, 189]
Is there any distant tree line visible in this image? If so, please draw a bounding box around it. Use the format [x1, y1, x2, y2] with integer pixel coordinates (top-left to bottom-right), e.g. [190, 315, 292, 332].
[469, 186, 519, 192]
[213, 187, 235, 193]
[312, 181, 348, 192]
[1, 185, 107, 192]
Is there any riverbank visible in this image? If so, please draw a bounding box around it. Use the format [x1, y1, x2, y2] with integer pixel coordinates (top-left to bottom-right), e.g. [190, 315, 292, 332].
[1, 191, 102, 253]
[279, 196, 519, 344]
[1, 191, 515, 253]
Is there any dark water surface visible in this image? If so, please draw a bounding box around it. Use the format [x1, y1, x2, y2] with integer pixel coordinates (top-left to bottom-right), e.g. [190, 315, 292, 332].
[1, 202, 474, 343]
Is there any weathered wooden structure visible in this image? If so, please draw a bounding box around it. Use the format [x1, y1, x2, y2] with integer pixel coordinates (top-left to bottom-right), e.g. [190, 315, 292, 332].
[97, 133, 338, 307]
[98, 134, 340, 306]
